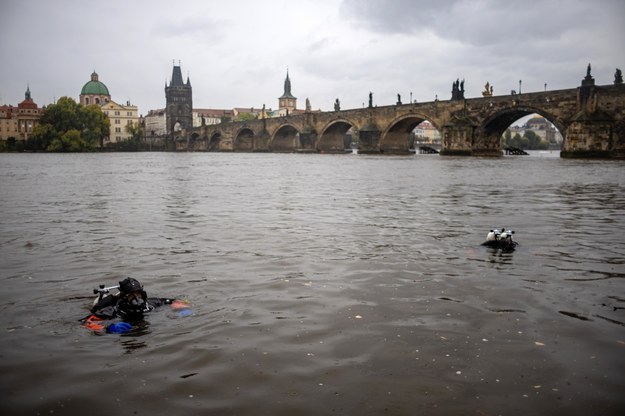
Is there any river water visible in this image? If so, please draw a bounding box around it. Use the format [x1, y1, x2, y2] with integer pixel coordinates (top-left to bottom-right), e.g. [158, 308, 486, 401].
[1, 152, 624, 416]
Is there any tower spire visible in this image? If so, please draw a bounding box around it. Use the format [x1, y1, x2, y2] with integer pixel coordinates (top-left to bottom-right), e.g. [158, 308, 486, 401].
[170, 61, 184, 86]
[284, 68, 292, 96]
[278, 67, 296, 111]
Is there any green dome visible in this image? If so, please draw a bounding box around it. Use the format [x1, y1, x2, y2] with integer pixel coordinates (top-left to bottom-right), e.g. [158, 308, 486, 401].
[81, 71, 110, 96]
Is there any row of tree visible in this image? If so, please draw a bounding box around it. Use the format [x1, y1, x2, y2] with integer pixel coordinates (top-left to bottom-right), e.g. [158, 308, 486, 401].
[21, 97, 144, 152]
[502, 129, 549, 150]
[25, 97, 109, 151]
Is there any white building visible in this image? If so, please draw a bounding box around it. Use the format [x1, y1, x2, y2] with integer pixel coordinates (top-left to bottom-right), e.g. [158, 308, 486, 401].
[144, 109, 166, 136]
[100, 100, 139, 144]
[194, 108, 234, 126]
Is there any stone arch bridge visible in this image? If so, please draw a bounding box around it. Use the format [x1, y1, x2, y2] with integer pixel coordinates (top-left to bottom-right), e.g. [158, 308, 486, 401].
[177, 81, 625, 158]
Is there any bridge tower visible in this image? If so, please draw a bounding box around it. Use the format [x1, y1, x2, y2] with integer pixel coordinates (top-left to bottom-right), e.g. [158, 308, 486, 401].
[278, 69, 297, 114]
[165, 63, 193, 139]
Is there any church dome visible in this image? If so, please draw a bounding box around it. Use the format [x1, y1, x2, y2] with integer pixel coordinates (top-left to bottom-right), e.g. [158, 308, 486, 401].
[81, 71, 110, 96]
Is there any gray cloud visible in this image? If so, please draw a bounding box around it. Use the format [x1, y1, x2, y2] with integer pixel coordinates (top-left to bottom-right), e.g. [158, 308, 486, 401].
[1, 0, 623, 114]
[339, 0, 622, 46]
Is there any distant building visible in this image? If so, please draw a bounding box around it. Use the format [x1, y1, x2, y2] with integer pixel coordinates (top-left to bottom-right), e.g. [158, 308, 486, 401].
[194, 108, 235, 126]
[0, 105, 15, 141]
[165, 63, 193, 137]
[79, 71, 139, 144]
[413, 120, 441, 144]
[144, 108, 166, 136]
[100, 100, 139, 144]
[0, 85, 44, 142]
[80, 71, 111, 106]
[514, 115, 563, 144]
[233, 107, 263, 120]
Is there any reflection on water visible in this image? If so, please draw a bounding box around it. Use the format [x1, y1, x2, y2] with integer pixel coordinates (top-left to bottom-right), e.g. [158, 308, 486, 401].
[0, 153, 624, 415]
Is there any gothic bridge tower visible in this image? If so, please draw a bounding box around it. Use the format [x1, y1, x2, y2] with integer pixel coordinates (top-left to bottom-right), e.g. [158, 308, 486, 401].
[278, 69, 297, 114]
[165, 63, 193, 137]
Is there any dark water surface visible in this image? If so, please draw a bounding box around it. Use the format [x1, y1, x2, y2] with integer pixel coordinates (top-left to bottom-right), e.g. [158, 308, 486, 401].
[1, 152, 624, 415]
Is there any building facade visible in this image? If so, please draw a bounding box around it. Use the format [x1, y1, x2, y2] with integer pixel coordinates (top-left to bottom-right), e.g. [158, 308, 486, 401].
[144, 109, 167, 136]
[100, 100, 139, 144]
[0, 86, 44, 142]
[509, 115, 563, 145]
[194, 108, 235, 127]
[413, 120, 442, 144]
[0, 105, 16, 141]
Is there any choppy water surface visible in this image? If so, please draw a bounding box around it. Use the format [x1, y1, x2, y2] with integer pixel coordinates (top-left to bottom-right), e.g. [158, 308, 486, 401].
[1, 152, 624, 415]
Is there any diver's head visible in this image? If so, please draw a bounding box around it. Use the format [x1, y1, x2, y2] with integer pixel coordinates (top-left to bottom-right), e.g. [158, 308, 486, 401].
[118, 278, 148, 316]
[119, 277, 143, 295]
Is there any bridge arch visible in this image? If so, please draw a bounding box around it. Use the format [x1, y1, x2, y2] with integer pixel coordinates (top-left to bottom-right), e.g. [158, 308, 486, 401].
[208, 131, 222, 151]
[381, 114, 438, 154]
[318, 119, 355, 153]
[270, 123, 301, 152]
[234, 127, 256, 151]
[477, 106, 564, 153]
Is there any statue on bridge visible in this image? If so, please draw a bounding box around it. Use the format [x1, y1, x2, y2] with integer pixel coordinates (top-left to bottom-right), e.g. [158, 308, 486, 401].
[334, 98, 341, 111]
[368, 92, 373, 108]
[582, 62, 595, 86]
[397, 94, 402, 105]
[306, 98, 311, 112]
[615, 68, 623, 85]
[451, 78, 465, 100]
[482, 82, 493, 97]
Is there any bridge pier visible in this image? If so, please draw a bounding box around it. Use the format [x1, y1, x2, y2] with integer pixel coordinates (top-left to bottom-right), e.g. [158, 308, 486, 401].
[299, 131, 318, 152]
[471, 129, 504, 157]
[440, 124, 474, 156]
[562, 118, 619, 158]
[357, 127, 381, 154]
[251, 131, 270, 152]
[560, 81, 625, 158]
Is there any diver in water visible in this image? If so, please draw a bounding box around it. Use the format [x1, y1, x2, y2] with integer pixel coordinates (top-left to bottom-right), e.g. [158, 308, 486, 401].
[82, 277, 187, 333]
[482, 228, 518, 251]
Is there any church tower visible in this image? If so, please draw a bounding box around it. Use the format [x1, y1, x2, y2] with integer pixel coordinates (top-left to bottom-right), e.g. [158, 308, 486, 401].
[165, 63, 193, 137]
[278, 69, 297, 113]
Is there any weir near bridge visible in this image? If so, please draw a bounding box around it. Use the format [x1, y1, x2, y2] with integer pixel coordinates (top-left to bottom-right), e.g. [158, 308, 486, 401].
[177, 70, 625, 158]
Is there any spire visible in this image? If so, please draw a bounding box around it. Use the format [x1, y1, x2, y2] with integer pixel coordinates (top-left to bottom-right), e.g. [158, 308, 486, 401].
[170, 63, 184, 87]
[284, 68, 292, 96]
[279, 68, 296, 99]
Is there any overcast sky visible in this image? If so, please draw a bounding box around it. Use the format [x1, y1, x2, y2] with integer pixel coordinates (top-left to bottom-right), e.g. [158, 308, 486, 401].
[1, 0, 624, 115]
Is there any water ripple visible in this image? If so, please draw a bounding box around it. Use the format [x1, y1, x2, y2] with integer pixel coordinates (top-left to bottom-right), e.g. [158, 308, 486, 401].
[1, 153, 624, 415]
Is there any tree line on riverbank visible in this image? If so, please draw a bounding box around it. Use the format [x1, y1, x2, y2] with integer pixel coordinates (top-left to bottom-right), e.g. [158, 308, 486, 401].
[0, 97, 146, 152]
[502, 129, 550, 150]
